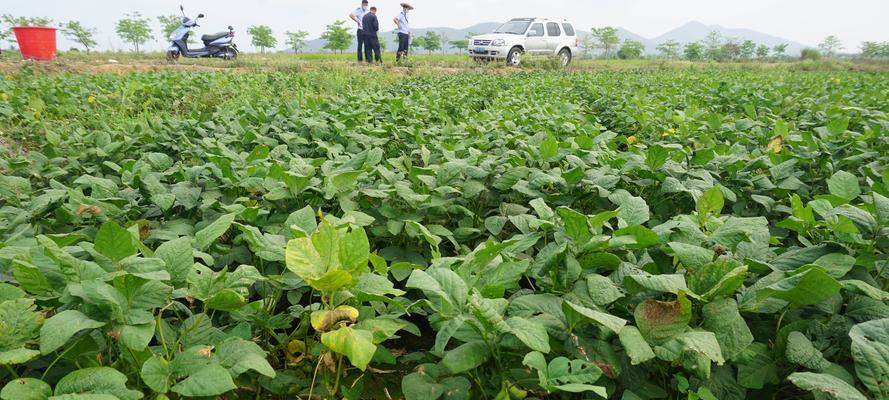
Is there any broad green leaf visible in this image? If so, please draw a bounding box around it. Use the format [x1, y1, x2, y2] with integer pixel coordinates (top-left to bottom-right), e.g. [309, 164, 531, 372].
[354, 318, 406, 344]
[321, 326, 377, 371]
[785, 331, 830, 371]
[696, 186, 725, 219]
[40, 310, 104, 354]
[0, 298, 42, 359]
[140, 355, 170, 393]
[557, 207, 592, 244]
[619, 326, 655, 365]
[433, 315, 466, 354]
[153, 237, 194, 286]
[285, 237, 325, 282]
[849, 318, 889, 400]
[703, 298, 753, 361]
[352, 273, 406, 300]
[312, 220, 341, 271]
[402, 371, 444, 400]
[616, 196, 650, 228]
[171, 363, 237, 397]
[653, 331, 725, 379]
[757, 266, 842, 306]
[539, 135, 559, 159]
[563, 300, 626, 334]
[325, 170, 363, 198]
[194, 213, 236, 251]
[0, 348, 41, 364]
[54, 367, 142, 400]
[668, 242, 715, 270]
[827, 171, 861, 201]
[286, 206, 317, 236]
[634, 293, 692, 344]
[710, 216, 769, 250]
[216, 338, 276, 378]
[339, 227, 370, 273]
[442, 341, 490, 374]
[736, 342, 779, 389]
[1, 378, 51, 400]
[814, 253, 856, 278]
[688, 260, 748, 300]
[94, 221, 138, 262]
[506, 317, 551, 353]
[119, 321, 154, 351]
[311, 270, 353, 294]
[523, 352, 605, 395]
[788, 372, 867, 400]
[585, 274, 624, 305]
[625, 274, 689, 295]
[203, 288, 245, 311]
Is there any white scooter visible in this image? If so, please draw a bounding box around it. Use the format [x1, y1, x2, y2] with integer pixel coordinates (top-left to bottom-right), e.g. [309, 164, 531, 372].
[166, 5, 238, 61]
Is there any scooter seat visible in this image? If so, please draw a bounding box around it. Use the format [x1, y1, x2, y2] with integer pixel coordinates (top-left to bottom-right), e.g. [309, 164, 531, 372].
[201, 32, 229, 42]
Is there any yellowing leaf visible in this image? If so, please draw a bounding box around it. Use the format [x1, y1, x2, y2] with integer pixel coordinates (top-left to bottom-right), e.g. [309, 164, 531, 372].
[311, 305, 360, 332]
[767, 135, 783, 153]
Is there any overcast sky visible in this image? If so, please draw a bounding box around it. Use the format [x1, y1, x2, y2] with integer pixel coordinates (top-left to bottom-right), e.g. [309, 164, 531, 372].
[4, 0, 888, 52]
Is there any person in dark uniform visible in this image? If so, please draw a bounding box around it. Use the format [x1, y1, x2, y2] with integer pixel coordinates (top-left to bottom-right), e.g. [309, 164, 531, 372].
[349, 0, 370, 62]
[362, 7, 382, 63]
[394, 3, 413, 62]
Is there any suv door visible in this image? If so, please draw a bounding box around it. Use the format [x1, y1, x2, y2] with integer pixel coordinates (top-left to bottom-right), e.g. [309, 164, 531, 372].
[545, 22, 562, 53]
[524, 23, 546, 54]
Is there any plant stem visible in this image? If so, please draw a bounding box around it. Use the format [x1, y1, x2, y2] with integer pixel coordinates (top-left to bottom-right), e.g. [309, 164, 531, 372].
[332, 354, 344, 396]
[308, 353, 324, 400]
[3, 364, 18, 379]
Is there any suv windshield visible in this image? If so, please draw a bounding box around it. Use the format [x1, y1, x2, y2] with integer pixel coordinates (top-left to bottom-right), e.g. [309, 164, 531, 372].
[494, 20, 532, 34]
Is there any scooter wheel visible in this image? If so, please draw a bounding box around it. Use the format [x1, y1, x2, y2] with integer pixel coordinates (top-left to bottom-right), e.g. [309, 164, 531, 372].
[166, 50, 180, 61]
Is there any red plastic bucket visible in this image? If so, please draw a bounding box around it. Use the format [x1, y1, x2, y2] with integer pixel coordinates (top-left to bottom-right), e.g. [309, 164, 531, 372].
[12, 27, 58, 61]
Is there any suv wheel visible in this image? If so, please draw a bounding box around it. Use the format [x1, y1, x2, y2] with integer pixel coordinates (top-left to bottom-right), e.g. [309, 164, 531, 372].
[507, 47, 523, 66]
[559, 48, 572, 67]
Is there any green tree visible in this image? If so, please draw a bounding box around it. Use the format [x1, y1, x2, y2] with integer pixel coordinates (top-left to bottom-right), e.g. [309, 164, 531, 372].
[421, 31, 441, 54]
[61, 20, 98, 53]
[590, 27, 620, 58]
[739, 40, 756, 59]
[580, 35, 596, 58]
[772, 43, 788, 58]
[818, 35, 843, 57]
[703, 30, 723, 60]
[720, 39, 741, 61]
[684, 42, 705, 60]
[801, 48, 821, 61]
[248, 25, 277, 54]
[439, 32, 450, 54]
[115, 12, 153, 52]
[860, 41, 880, 58]
[320, 20, 351, 54]
[450, 39, 469, 53]
[410, 36, 426, 52]
[656, 40, 680, 59]
[755, 44, 770, 59]
[617, 39, 645, 59]
[285, 30, 310, 53]
[156, 15, 181, 40]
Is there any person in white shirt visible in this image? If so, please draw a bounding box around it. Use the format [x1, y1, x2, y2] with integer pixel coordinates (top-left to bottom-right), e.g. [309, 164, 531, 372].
[393, 3, 413, 62]
[349, 0, 370, 62]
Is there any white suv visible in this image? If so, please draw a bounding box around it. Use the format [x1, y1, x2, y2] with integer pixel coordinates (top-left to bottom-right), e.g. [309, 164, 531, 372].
[469, 18, 579, 67]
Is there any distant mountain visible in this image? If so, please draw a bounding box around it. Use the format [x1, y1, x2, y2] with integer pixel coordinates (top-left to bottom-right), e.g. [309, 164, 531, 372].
[301, 20, 807, 57]
[647, 21, 807, 55]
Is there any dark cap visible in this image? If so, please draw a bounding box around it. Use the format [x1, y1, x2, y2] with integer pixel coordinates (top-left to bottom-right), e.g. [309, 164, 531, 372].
[361, 0, 368, 4]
